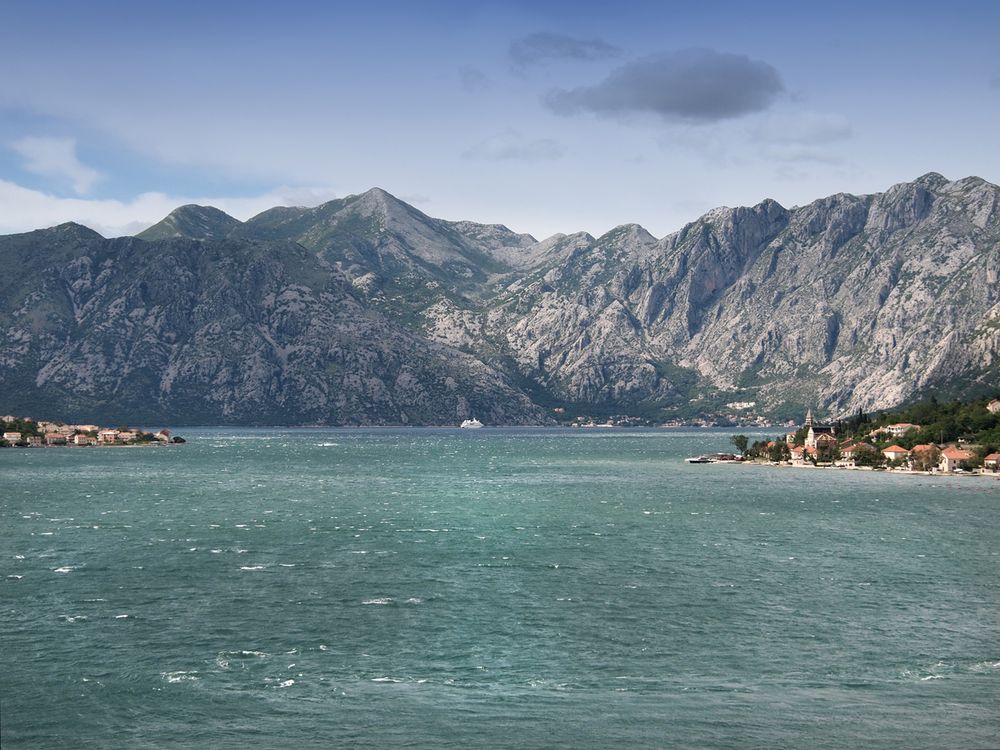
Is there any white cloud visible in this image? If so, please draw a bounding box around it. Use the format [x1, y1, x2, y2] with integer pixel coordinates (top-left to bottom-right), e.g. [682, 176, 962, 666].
[0, 179, 342, 237]
[749, 111, 853, 145]
[462, 130, 564, 162]
[10, 136, 103, 195]
[747, 111, 853, 166]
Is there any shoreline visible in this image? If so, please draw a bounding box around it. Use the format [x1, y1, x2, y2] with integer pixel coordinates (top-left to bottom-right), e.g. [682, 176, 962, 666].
[733, 459, 1000, 481]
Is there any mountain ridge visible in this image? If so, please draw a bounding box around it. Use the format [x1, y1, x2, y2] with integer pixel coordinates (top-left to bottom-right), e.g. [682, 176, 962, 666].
[2, 173, 997, 425]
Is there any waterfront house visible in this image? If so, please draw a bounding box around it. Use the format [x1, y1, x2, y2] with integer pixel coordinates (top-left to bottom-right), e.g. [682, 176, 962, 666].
[27, 436, 42, 447]
[839, 442, 874, 464]
[117, 431, 138, 442]
[984, 453, 1000, 472]
[789, 445, 805, 463]
[45, 433, 67, 445]
[98, 429, 119, 443]
[939, 447, 974, 472]
[73, 434, 96, 446]
[3, 431, 22, 442]
[882, 445, 911, 463]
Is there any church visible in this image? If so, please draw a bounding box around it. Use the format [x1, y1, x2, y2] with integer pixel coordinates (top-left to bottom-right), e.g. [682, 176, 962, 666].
[786, 409, 837, 461]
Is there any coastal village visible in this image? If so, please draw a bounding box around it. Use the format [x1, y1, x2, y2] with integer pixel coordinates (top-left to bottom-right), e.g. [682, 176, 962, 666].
[739, 398, 1000, 476]
[0, 414, 182, 448]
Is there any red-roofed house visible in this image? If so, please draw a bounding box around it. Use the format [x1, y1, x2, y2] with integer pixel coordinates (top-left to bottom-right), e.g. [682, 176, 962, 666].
[839, 442, 875, 464]
[882, 445, 910, 462]
[939, 447, 974, 472]
[984, 453, 1000, 472]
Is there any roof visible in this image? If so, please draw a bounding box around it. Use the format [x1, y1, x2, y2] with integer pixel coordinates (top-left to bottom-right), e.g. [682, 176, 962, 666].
[883, 445, 910, 455]
[984, 453, 1000, 461]
[940, 447, 974, 460]
[911, 444, 936, 452]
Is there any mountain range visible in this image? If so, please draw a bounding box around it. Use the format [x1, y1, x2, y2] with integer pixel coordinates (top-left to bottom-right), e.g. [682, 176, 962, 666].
[1, 173, 997, 425]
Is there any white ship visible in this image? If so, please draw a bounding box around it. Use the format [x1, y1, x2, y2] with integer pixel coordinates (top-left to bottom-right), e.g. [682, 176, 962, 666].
[460, 418, 484, 429]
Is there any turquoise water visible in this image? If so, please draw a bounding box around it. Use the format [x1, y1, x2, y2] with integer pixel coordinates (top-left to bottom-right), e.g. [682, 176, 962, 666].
[2, 428, 998, 749]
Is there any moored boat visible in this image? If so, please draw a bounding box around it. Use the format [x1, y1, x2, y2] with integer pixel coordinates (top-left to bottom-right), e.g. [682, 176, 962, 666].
[460, 418, 484, 429]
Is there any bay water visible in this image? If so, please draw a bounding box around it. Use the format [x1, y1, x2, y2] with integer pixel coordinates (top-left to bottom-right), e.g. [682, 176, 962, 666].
[2, 428, 998, 748]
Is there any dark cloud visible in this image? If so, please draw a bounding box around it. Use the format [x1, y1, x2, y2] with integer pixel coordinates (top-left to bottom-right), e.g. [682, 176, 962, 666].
[510, 32, 620, 68]
[544, 49, 784, 123]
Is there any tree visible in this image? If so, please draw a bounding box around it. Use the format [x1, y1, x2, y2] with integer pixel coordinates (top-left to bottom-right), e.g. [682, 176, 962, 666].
[910, 445, 940, 472]
[768, 441, 790, 462]
[730, 434, 749, 455]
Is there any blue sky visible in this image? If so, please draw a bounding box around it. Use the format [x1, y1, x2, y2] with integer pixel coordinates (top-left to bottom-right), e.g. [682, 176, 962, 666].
[1, 0, 998, 238]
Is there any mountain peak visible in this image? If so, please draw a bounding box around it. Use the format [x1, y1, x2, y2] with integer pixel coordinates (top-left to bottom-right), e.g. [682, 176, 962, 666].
[912, 172, 949, 189]
[137, 204, 242, 241]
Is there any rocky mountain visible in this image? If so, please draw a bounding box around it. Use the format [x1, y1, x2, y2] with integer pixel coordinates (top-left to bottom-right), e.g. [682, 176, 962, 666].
[472, 173, 999, 420]
[1, 174, 997, 424]
[0, 225, 545, 425]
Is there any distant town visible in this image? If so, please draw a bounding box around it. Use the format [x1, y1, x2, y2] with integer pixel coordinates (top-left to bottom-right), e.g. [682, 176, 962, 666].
[0, 414, 183, 448]
[724, 397, 1000, 477]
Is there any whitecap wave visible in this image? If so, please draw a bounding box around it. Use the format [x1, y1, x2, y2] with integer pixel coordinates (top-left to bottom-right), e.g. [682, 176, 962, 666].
[362, 597, 393, 605]
[161, 671, 199, 683]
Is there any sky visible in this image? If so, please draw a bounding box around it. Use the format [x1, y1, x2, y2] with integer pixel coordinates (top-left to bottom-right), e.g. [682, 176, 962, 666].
[1, 0, 999, 240]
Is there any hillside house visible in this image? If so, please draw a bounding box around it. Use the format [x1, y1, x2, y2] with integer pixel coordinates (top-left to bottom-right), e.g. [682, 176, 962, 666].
[877, 423, 921, 438]
[987, 399, 1000, 415]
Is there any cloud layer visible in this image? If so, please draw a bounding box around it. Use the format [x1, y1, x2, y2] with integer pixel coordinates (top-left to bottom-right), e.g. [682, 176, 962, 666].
[510, 32, 620, 68]
[0, 179, 341, 238]
[10, 136, 103, 194]
[545, 49, 784, 123]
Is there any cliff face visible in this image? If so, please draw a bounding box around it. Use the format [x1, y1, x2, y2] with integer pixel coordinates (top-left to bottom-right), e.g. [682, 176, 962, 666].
[473, 174, 999, 418]
[2, 174, 997, 424]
